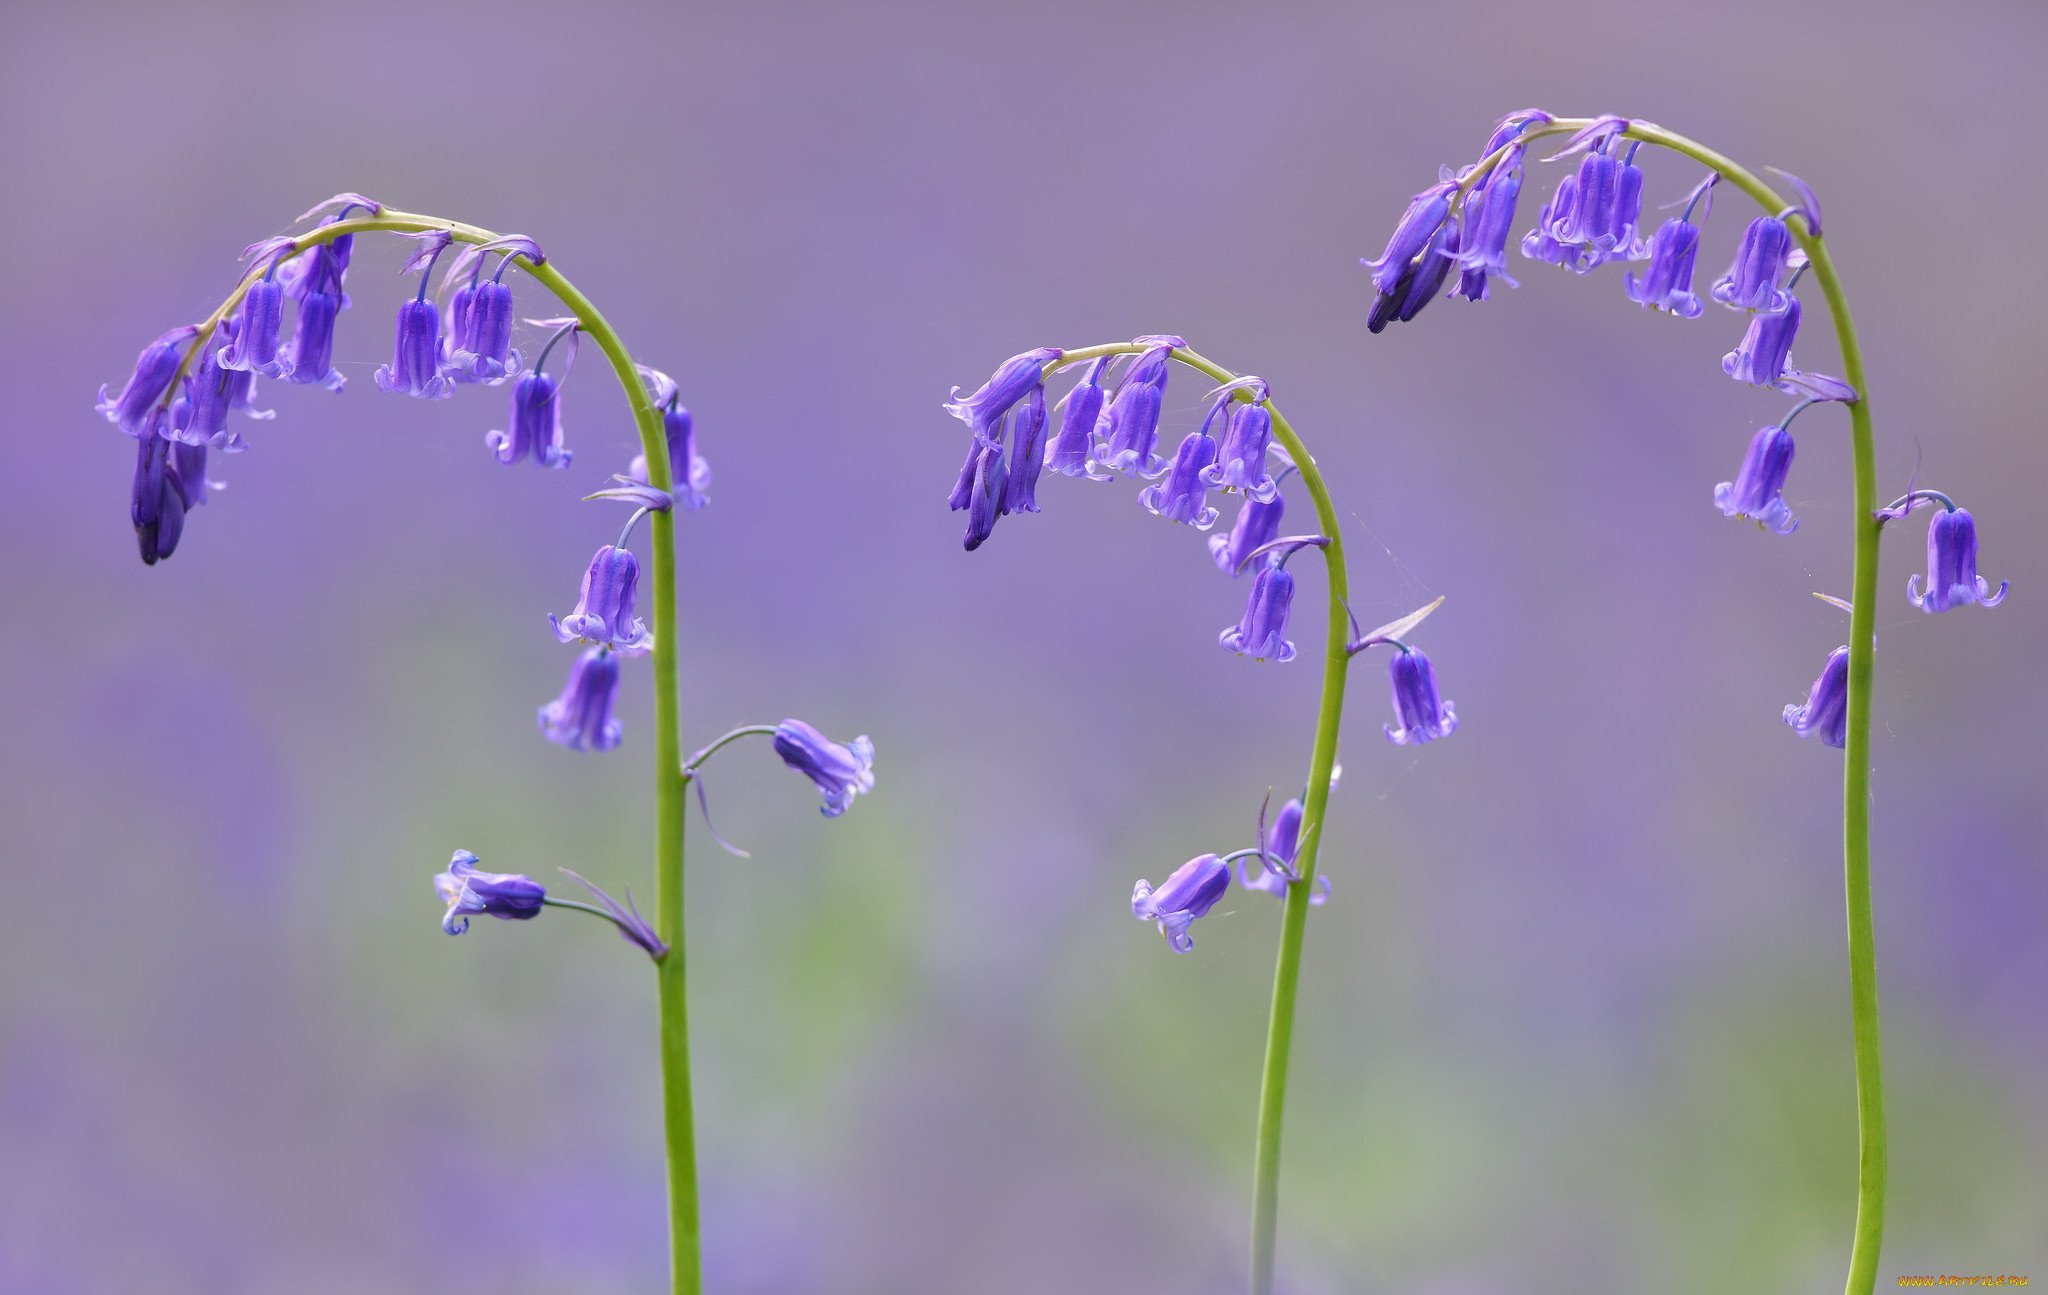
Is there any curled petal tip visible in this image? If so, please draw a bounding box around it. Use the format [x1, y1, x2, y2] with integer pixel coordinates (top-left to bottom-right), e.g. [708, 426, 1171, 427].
[296, 192, 383, 223]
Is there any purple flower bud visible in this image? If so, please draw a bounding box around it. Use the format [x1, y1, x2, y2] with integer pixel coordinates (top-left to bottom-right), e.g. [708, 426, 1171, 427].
[1237, 797, 1331, 905]
[772, 719, 875, 817]
[1624, 219, 1705, 317]
[1713, 424, 1799, 535]
[131, 427, 186, 565]
[97, 325, 197, 437]
[1203, 395, 1278, 500]
[629, 405, 712, 510]
[953, 440, 1007, 551]
[435, 850, 546, 935]
[283, 289, 345, 390]
[1478, 109, 1553, 157]
[1363, 182, 1454, 295]
[1220, 563, 1297, 662]
[217, 278, 291, 380]
[1783, 646, 1850, 748]
[538, 647, 623, 752]
[1093, 343, 1176, 478]
[1550, 152, 1633, 252]
[1722, 293, 1802, 387]
[447, 279, 522, 384]
[1385, 648, 1457, 746]
[176, 326, 266, 450]
[1003, 385, 1050, 514]
[487, 372, 573, 469]
[1139, 431, 1221, 529]
[1209, 493, 1285, 576]
[374, 297, 450, 399]
[551, 545, 653, 654]
[943, 346, 1060, 438]
[280, 233, 355, 305]
[1367, 214, 1459, 333]
[1908, 507, 2008, 613]
[1045, 357, 1110, 479]
[1712, 215, 1795, 313]
[1131, 853, 1230, 953]
[1521, 173, 1590, 271]
[1450, 163, 1523, 301]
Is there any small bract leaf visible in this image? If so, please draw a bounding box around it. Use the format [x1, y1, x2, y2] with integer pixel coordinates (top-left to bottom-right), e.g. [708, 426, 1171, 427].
[1361, 595, 1445, 646]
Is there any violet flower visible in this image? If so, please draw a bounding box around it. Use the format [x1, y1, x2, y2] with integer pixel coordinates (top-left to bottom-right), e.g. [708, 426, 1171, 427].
[551, 545, 653, 654]
[1093, 339, 1180, 478]
[539, 647, 623, 751]
[1385, 648, 1458, 746]
[1714, 424, 1800, 535]
[374, 297, 451, 399]
[953, 439, 1007, 551]
[628, 403, 713, 511]
[1908, 507, 2008, 613]
[217, 278, 291, 379]
[1046, 356, 1110, 479]
[1003, 384, 1051, 515]
[177, 325, 268, 450]
[772, 719, 875, 817]
[283, 287, 345, 390]
[1368, 213, 1459, 332]
[1237, 796, 1331, 905]
[1131, 853, 1231, 954]
[944, 346, 1060, 440]
[487, 372, 573, 469]
[446, 278, 522, 384]
[98, 325, 197, 437]
[1521, 172, 1588, 271]
[1624, 219, 1704, 317]
[1783, 646, 1850, 748]
[1711, 215, 1795, 313]
[1363, 182, 1455, 296]
[131, 429, 186, 565]
[1210, 493, 1285, 576]
[1202, 386, 1278, 500]
[1451, 161, 1522, 301]
[1139, 430, 1221, 529]
[1549, 148, 1646, 259]
[1220, 562, 1297, 662]
[435, 850, 546, 935]
[1721, 293, 1802, 386]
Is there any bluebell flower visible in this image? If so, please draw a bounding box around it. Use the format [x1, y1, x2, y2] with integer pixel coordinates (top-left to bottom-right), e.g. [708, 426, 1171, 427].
[1783, 646, 1850, 748]
[539, 646, 623, 751]
[1451, 161, 1522, 301]
[1363, 181, 1455, 296]
[628, 404, 712, 510]
[1385, 648, 1458, 746]
[98, 325, 197, 437]
[283, 287, 345, 390]
[951, 439, 1007, 551]
[217, 278, 291, 379]
[1624, 219, 1705, 317]
[1367, 214, 1459, 333]
[374, 297, 451, 399]
[1131, 853, 1231, 953]
[1908, 507, 2008, 613]
[944, 346, 1060, 439]
[1521, 172, 1588, 271]
[1220, 562, 1297, 662]
[1003, 385, 1051, 514]
[175, 326, 268, 450]
[435, 850, 546, 935]
[1237, 796, 1331, 905]
[487, 372, 573, 468]
[1711, 215, 1795, 313]
[1140, 430, 1221, 529]
[1210, 492, 1286, 575]
[1722, 293, 1802, 386]
[1045, 356, 1110, 479]
[1548, 148, 1647, 259]
[1202, 386, 1278, 500]
[1714, 424, 1800, 535]
[772, 719, 875, 817]
[446, 278, 522, 384]
[131, 427, 186, 565]
[551, 545, 654, 654]
[1093, 340, 1179, 478]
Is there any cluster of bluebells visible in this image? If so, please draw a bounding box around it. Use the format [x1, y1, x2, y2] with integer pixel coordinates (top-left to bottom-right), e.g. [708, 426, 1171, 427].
[1131, 788, 1332, 954]
[1366, 112, 2010, 750]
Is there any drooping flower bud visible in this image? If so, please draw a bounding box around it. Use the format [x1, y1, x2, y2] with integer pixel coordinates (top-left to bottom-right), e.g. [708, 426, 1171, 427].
[1385, 648, 1458, 746]
[435, 850, 546, 935]
[1131, 853, 1231, 953]
[538, 647, 623, 751]
[551, 545, 653, 654]
[1783, 646, 1850, 749]
[772, 719, 875, 818]
[487, 372, 573, 468]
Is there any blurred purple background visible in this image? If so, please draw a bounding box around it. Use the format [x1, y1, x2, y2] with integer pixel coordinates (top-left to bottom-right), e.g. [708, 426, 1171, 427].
[3, 1, 2044, 1291]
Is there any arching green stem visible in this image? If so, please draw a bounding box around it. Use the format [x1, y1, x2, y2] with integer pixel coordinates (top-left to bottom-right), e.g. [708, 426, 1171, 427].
[177, 210, 702, 1294]
[1053, 342, 1352, 1295]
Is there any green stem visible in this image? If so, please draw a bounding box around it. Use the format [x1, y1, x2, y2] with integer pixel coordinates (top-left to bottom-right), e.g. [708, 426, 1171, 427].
[1459, 119, 1886, 1294]
[1055, 342, 1353, 1294]
[205, 210, 705, 1294]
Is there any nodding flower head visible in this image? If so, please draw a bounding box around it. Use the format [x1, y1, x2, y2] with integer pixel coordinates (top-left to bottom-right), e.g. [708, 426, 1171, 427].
[1131, 853, 1231, 954]
[1711, 215, 1795, 313]
[487, 371, 573, 469]
[1784, 645, 1850, 749]
[944, 346, 1060, 440]
[1549, 147, 1647, 259]
[1521, 172, 1589, 271]
[177, 325, 268, 450]
[551, 545, 653, 655]
[1714, 423, 1800, 535]
[131, 429, 188, 565]
[1210, 492, 1286, 576]
[1092, 340, 1180, 478]
[374, 297, 451, 400]
[1625, 218, 1704, 318]
[1363, 181, 1455, 297]
[1385, 647, 1458, 746]
[1220, 561, 1298, 662]
[950, 438, 1007, 551]
[447, 279, 522, 384]
[1139, 430, 1221, 529]
[98, 325, 198, 437]
[1451, 161, 1523, 301]
[217, 278, 291, 380]
[284, 287, 346, 390]
[629, 403, 712, 510]
[1202, 385, 1278, 500]
[1002, 384, 1051, 515]
[1045, 356, 1110, 479]
[435, 850, 546, 935]
[1367, 210, 1459, 332]
[1909, 507, 2008, 613]
[1721, 293, 1802, 388]
[538, 646, 623, 752]
[772, 719, 875, 818]
[1237, 796, 1332, 904]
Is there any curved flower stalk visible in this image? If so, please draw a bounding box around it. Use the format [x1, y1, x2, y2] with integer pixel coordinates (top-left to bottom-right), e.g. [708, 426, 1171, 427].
[95, 196, 878, 1295]
[940, 337, 1456, 1292]
[1363, 111, 2014, 1295]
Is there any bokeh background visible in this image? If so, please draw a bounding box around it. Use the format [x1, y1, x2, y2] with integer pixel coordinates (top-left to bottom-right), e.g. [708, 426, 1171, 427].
[3, 1, 2043, 1291]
